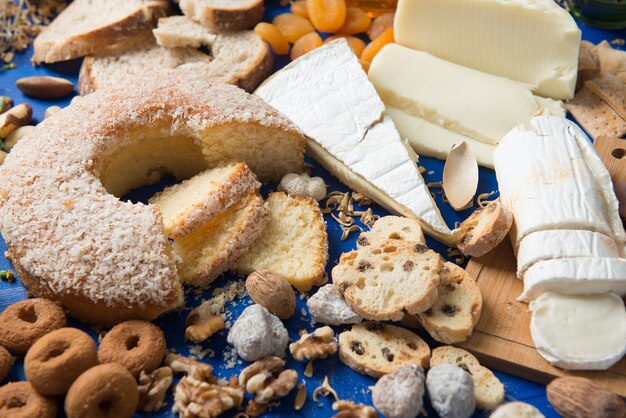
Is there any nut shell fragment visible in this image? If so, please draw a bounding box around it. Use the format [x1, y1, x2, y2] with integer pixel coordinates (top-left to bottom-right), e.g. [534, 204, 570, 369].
[443, 141, 479, 211]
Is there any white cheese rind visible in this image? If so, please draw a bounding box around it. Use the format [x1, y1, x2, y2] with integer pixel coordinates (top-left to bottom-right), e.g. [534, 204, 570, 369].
[530, 292, 626, 370]
[368, 44, 564, 145]
[394, 0, 581, 100]
[521, 258, 626, 301]
[495, 116, 617, 250]
[386, 105, 495, 169]
[516, 230, 621, 278]
[254, 40, 452, 239]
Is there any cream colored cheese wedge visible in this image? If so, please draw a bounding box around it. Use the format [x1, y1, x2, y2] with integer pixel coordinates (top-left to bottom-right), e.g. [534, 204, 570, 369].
[520, 257, 626, 301]
[394, 0, 581, 100]
[495, 116, 618, 250]
[516, 230, 621, 278]
[255, 40, 453, 242]
[386, 105, 495, 169]
[530, 292, 626, 370]
[368, 44, 564, 146]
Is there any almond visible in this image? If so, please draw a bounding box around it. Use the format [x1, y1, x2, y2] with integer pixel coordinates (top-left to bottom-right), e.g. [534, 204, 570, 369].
[246, 270, 295, 320]
[547, 377, 626, 418]
[16, 76, 74, 99]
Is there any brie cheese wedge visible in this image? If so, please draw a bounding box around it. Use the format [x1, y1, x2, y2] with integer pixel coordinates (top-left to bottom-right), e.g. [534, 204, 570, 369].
[385, 105, 495, 169]
[255, 40, 453, 242]
[394, 0, 581, 100]
[520, 257, 626, 301]
[495, 116, 623, 251]
[530, 292, 626, 370]
[368, 44, 564, 146]
[516, 230, 621, 278]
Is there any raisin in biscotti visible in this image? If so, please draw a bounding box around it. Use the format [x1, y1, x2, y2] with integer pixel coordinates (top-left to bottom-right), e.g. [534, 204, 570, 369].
[430, 346, 505, 409]
[338, 322, 430, 378]
[332, 240, 442, 321]
[412, 262, 483, 344]
[356, 215, 426, 249]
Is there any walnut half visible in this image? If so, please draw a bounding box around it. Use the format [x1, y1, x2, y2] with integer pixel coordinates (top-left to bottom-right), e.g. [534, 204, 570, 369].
[164, 353, 214, 382]
[138, 366, 173, 412]
[289, 326, 337, 361]
[239, 357, 298, 404]
[332, 400, 379, 418]
[185, 303, 225, 343]
[173, 374, 244, 418]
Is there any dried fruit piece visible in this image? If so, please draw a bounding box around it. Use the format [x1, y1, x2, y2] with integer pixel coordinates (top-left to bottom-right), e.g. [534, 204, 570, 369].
[360, 59, 370, 73]
[336, 7, 371, 35]
[307, 0, 347, 33]
[367, 12, 394, 41]
[325, 36, 366, 58]
[291, 32, 323, 60]
[291, 0, 309, 19]
[361, 27, 394, 63]
[273, 13, 315, 43]
[254, 22, 290, 55]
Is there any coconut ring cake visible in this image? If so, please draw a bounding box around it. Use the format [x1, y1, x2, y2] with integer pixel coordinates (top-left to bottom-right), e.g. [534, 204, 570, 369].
[0, 69, 305, 326]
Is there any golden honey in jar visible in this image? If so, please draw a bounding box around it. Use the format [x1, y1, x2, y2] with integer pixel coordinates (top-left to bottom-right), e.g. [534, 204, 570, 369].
[347, 0, 397, 16]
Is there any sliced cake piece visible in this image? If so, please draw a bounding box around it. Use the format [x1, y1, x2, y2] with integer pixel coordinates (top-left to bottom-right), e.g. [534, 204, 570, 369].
[179, 0, 263, 32]
[416, 262, 482, 344]
[149, 162, 259, 238]
[338, 322, 430, 378]
[79, 30, 272, 94]
[333, 240, 442, 321]
[356, 216, 425, 249]
[234, 192, 328, 292]
[430, 346, 505, 410]
[153, 15, 217, 48]
[174, 191, 269, 286]
[33, 0, 169, 64]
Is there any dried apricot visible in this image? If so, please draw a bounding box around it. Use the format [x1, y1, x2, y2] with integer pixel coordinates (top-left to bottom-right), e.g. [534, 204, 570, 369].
[361, 27, 393, 63]
[291, 0, 309, 19]
[307, 0, 347, 33]
[273, 13, 315, 43]
[324, 35, 366, 58]
[367, 12, 394, 41]
[336, 7, 371, 35]
[254, 22, 290, 55]
[360, 59, 371, 73]
[291, 32, 323, 60]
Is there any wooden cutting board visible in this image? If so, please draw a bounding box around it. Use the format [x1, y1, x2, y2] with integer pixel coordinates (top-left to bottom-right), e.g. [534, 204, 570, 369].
[460, 135, 626, 396]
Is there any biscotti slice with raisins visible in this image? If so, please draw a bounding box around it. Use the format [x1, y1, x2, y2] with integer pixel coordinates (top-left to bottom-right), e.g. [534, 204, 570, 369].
[332, 240, 442, 321]
[356, 216, 426, 249]
[338, 322, 430, 378]
[414, 262, 482, 344]
[430, 346, 505, 409]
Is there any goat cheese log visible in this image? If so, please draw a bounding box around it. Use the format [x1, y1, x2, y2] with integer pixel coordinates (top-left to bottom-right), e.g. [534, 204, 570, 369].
[494, 116, 626, 370]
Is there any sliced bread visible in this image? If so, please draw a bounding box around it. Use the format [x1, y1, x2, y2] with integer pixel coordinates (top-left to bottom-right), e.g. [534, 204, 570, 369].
[78, 30, 272, 94]
[179, 0, 263, 32]
[234, 192, 328, 292]
[332, 240, 442, 321]
[338, 322, 430, 378]
[356, 215, 426, 249]
[149, 162, 260, 238]
[430, 346, 505, 409]
[416, 262, 483, 344]
[33, 0, 169, 64]
[153, 16, 217, 48]
[454, 200, 513, 257]
[174, 191, 269, 286]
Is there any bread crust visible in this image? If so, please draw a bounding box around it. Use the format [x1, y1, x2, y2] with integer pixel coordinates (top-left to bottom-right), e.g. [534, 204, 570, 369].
[180, 0, 263, 32]
[33, 1, 169, 64]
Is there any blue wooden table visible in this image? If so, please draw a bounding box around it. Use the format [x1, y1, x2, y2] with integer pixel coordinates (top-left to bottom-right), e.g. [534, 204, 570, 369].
[0, 1, 624, 417]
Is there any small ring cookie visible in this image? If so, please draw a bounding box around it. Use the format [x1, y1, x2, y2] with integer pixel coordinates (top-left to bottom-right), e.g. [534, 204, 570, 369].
[0, 346, 13, 382]
[0, 381, 56, 418]
[65, 363, 138, 418]
[98, 320, 166, 377]
[25, 327, 98, 396]
[0, 298, 66, 354]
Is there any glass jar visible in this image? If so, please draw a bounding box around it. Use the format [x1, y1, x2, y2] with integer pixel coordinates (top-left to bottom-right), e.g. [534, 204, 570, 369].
[563, 0, 626, 29]
[347, 0, 397, 16]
